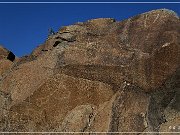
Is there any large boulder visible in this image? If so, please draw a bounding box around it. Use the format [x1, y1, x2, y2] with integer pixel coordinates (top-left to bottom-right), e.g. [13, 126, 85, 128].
[5, 74, 113, 132]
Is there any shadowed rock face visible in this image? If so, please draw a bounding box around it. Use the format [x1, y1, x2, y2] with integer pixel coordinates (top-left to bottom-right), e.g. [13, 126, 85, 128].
[0, 9, 180, 133]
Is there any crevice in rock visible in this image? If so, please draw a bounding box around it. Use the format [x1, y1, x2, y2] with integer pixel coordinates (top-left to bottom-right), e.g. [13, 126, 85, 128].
[41, 49, 48, 52]
[108, 94, 121, 132]
[7, 51, 15, 62]
[60, 37, 76, 42]
[53, 41, 61, 47]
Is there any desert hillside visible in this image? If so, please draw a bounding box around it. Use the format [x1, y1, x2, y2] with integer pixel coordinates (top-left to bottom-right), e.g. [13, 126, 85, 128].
[0, 9, 180, 134]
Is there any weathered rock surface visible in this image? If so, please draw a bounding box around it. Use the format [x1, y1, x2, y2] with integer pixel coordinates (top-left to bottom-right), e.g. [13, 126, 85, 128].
[0, 46, 15, 77]
[0, 9, 180, 134]
[5, 74, 113, 132]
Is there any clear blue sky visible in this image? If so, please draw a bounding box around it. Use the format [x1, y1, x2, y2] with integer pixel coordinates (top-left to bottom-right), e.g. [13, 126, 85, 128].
[0, 1, 180, 57]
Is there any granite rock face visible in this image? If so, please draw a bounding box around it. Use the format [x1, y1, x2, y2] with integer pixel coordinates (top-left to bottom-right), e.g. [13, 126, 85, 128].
[0, 46, 15, 76]
[0, 9, 180, 134]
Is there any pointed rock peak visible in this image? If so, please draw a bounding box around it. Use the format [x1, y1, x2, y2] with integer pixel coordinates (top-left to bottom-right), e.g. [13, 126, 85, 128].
[0, 45, 10, 60]
[142, 8, 179, 19]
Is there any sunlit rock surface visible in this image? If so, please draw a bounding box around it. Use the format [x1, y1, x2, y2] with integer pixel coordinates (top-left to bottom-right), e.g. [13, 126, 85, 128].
[0, 9, 180, 133]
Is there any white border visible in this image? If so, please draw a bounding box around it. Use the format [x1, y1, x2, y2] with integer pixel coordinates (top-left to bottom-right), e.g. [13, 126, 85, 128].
[0, 1, 180, 134]
[0, 132, 180, 134]
[0, 1, 180, 4]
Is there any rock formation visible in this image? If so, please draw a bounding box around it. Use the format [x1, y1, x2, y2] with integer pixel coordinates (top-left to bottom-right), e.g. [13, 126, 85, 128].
[0, 9, 180, 134]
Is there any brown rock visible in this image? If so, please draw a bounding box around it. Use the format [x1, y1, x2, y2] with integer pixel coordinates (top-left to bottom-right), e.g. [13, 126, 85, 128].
[0, 51, 56, 105]
[160, 117, 180, 135]
[0, 59, 13, 76]
[54, 9, 180, 91]
[60, 104, 95, 132]
[0, 46, 15, 78]
[6, 74, 113, 132]
[0, 46, 15, 62]
[0, 46, 9, 60]
[0, 9, 180, 133]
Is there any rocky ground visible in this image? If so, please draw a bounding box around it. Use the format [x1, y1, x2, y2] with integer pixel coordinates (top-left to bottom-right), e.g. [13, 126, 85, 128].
[0, 9, 180, 134]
